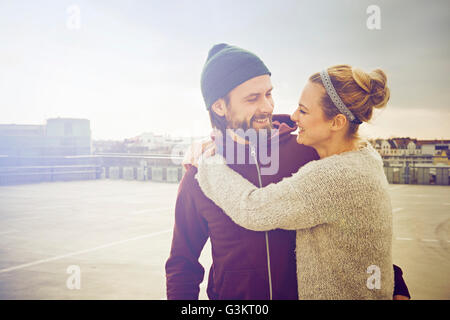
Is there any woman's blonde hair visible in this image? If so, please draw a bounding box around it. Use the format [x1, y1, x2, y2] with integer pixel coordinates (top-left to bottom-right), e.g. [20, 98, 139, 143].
[309, 64, 390, 139]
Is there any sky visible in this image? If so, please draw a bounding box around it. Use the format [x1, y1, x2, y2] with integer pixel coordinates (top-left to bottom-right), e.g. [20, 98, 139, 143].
[1, 0, 449, 140]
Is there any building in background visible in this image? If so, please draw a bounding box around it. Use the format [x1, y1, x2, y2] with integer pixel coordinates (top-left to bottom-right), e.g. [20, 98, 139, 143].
[416, 139, 450, 156]
[93, 132, 194, 156]
[372, 138, 421, 156]
[0, 118, 91, 157]
[370, 138, 450, 167]
[124, 132, 192, 155]
[371, 138, 450, 157]
[45, 118, 91, 156]
[433, 150, 450, 166]
[0, 124, 46, 157]
[92, 140, 127, 154]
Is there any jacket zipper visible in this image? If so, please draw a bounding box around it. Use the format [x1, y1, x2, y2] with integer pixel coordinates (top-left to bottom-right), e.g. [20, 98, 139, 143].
[250, 145, 273, 300]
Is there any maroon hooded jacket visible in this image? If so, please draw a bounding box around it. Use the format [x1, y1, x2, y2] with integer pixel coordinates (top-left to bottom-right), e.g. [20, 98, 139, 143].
[165, 114, 410, 300]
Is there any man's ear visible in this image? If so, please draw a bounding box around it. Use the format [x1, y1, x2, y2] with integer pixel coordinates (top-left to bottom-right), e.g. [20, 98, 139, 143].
[211, 99, 227, 117]
[331, 114, 348, 131]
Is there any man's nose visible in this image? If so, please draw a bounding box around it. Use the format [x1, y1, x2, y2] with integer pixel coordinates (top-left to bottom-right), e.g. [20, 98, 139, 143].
[259, 97, 274, 114]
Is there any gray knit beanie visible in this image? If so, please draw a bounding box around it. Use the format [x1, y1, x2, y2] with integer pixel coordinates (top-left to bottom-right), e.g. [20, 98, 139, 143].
[201, 43, 271, 110]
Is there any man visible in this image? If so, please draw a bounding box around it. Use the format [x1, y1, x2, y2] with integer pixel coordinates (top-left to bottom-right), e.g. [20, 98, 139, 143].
[165, 43, 410, 300]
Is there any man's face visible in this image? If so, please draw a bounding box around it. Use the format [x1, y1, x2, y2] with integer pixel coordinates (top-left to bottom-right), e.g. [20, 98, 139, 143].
[223, 75, 274, 131]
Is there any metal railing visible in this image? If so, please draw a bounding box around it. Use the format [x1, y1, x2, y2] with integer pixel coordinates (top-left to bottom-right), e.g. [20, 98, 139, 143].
[0, 154, 184, 185]
[0, 165, 102, 185]
[383, 166, 449, 185]
[1, 153, 448, 186]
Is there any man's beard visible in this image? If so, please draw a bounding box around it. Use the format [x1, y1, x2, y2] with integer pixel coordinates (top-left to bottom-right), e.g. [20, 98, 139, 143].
[226, 114, 273, 133]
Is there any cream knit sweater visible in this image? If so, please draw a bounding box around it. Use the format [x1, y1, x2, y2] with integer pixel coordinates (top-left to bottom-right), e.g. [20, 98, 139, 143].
[195, 141, 394, 300]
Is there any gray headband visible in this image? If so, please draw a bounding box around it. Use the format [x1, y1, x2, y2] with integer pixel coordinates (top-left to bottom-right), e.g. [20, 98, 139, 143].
[320, 70, 362, 124]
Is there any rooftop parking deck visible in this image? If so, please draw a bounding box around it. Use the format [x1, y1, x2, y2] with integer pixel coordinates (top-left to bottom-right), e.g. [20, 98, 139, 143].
[0, 180, 449, 300]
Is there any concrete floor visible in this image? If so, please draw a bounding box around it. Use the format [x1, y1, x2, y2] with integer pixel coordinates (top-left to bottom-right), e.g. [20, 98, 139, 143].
[0, 180, 448, 300]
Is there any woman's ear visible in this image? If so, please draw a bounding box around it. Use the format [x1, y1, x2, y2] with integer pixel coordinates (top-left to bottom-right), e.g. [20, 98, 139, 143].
[331, 114, 348, 131]
[211, 99, 227, 117]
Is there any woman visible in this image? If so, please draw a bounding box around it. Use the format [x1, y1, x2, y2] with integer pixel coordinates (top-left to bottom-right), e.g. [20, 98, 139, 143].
[194, 65, 394, 299]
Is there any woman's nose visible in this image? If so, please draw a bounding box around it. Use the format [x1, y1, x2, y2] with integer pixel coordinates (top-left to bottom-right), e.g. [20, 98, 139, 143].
[290, 109, 298, 122]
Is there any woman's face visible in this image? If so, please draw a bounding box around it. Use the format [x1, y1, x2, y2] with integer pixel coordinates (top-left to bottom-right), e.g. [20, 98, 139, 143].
[290, 81, 333, 147]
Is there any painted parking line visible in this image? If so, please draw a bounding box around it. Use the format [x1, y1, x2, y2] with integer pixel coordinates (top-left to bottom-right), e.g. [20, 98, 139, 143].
[131, 208, 174, 215]
[35, 205, 72, 210]
[389, 186, 405, 191]
[395, 237, 450, 243]
[395, 237, 449, 242]
[0, 230, 17, 236]
[3, 207, 175, 222]
[408, 194, 442, 198]
[3, 216, 42, 222]
[0, 229, 172, 274]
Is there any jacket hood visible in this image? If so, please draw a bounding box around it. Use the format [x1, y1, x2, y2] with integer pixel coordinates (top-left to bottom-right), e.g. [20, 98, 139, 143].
[271, 114, 298, 143]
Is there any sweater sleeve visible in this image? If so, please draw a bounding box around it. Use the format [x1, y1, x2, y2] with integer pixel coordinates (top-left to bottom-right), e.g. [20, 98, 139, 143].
[195, 155, 349, 231]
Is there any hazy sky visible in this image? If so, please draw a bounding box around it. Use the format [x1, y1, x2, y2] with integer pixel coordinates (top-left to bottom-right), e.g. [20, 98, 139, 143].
[1, 0, 449, 140]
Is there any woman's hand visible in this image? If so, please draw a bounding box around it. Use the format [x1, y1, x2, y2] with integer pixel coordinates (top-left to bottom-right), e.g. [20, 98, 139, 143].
[192, 139, 216, 168]
[182, 130, 219, 170]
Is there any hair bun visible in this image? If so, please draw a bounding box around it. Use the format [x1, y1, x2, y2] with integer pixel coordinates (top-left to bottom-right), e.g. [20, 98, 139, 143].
[352, 67, 389, 109]
[368, 69, 390, 109]
[351, 67, 371, 93]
